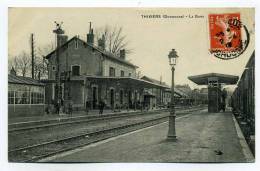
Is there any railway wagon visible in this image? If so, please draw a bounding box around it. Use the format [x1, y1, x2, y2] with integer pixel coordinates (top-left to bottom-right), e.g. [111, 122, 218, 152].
[231, 51, 255, 154]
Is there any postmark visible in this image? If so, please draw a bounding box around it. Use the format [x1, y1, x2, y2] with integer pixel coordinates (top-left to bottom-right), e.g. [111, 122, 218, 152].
[209, 13, 250, 60]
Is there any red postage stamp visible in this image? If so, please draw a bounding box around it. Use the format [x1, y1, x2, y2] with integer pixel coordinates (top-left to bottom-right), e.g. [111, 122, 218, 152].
[209, 13, 242, 53]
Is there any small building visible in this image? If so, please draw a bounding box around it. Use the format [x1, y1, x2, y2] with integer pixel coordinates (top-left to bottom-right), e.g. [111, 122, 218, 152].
[8, 70, 45, 118]
[141, 76, 167, 108]
[188, 73, 239, 112]
[175, 84, 192, 95]
[141, 76, 190, 107]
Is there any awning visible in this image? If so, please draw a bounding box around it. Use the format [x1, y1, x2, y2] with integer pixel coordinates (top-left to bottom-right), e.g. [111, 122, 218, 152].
[42, 75, 185, 97]
[188, 73, 239, 85]
[71, 75, 170, 89]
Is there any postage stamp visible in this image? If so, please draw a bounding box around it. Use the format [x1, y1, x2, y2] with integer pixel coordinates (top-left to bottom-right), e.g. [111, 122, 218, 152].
[209, 13, 249, 60]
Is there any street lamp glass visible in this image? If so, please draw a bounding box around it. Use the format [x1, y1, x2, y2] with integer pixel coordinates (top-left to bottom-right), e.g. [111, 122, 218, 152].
[168, 49, 179, 66]
[169, 57, 177, 66]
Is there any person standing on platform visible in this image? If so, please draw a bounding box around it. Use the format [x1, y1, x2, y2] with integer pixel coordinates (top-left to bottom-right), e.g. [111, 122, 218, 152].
[99, 100, 105, 115]
[85, 100, 90, 114]
[221, 88, 227, 112]
[55, 101, 60, 114]
[68, 101, 73, 116]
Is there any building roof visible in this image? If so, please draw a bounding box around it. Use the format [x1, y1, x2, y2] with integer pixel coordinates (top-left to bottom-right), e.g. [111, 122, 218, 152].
[45, 36, 138, 68]
[8, 74, 45, 86]
[141, 76, 167, 86]
[175, 85, 192, 96]
[141, 75, 187, 97]
[175, 89, 189, 97]
[43, 75, 187, 97]
[70, 75, 169, 89]
[188, 73, 239, 85]
[165, 88, 189, 98]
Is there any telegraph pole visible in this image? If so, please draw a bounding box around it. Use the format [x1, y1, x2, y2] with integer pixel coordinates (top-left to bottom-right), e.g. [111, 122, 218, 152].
[53, 22, 65, 110]
[31, 34, 35, 79]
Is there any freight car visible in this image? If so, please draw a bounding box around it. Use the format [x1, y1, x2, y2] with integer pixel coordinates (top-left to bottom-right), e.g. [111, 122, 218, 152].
[231, 51, 255, 155]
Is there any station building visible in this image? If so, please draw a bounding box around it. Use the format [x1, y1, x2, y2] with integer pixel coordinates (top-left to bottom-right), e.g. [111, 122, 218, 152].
[44, 25, 184, 110]
[8, 69, 45, 118]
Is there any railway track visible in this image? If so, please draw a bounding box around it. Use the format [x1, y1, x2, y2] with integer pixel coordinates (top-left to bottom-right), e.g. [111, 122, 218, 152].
[9, 107, 204, 151]
[8, 107, 205, 162]
[9, 106, 201, 133]
[8, 109, 170, 133]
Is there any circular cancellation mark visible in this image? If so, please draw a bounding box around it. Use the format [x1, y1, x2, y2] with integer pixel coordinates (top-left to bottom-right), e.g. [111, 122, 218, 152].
[208, 13, 250, 60]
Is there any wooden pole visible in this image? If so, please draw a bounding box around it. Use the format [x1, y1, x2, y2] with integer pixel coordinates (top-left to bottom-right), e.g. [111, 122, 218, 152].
[31, 34, 35, 79]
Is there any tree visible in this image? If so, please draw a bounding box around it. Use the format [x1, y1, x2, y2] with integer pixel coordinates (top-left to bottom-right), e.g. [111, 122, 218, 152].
[34, 55, 47, 80]
[8, 42, 54, 79]
[8, 55, 19, 74]
[17, 51, 31, 77]
[95, 25, 132, 56]
[8, 51, 31, 77]
[35, 42, 55, 79]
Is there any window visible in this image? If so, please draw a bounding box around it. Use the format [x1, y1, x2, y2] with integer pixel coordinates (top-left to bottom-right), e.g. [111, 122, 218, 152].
[129, 73, 132, 77]
[72, 65, 80, 76]
[52, 66, 56, 71]
[75, 39, 78, 49]
[121, 70, 124, 77]
[8, 89, 44, 104]
[31, 92, 44, 104]
[14, 91, 30, 104]
[109, 67, 115, 77]
[8, 91, 15, 104]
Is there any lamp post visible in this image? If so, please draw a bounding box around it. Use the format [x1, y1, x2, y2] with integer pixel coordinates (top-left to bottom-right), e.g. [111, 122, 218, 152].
[167, 49, 179, 141]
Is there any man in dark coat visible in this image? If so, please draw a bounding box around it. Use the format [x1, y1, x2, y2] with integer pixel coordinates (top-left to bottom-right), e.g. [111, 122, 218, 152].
[221, 88, 227, 112]
[85, 100, 90, 114]
[68, 101, 73, 116]
[55, 101, 60, 114]
[99, 100, 105, 115]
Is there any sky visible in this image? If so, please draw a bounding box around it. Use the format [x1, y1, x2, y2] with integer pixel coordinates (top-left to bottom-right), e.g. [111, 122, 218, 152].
[8, 8, 255, 89]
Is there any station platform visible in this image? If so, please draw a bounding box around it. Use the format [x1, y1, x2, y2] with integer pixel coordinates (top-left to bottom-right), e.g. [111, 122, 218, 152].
[42, 109, 254, 163]
[8, 109, 147, 124]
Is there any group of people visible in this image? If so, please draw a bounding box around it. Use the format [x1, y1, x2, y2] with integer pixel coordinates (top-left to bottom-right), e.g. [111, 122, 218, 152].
[85, 100, 105, 115]
[46, 99, 154, 116]
[85, 100, 151, 115]
[45, 99, 73, 116]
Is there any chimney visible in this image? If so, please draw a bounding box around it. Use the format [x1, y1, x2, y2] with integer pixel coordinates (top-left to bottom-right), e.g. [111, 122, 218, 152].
[98, 34, 105, 50]
[87, 22, 94, 45]
[119, 49, 126, 60]
[10, 67, 16, 76]
[58, 35, 68, 46]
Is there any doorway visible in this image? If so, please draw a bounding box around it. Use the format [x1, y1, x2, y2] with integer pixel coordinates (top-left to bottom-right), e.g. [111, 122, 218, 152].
[92, 87, 97, 109]
[110, 89, 114, 108]
[128, 90, 132, 108]
[120, 90, 123, 105]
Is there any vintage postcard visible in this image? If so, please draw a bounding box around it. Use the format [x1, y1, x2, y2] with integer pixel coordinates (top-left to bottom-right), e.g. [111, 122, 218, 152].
[7, 7, 255, 164]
